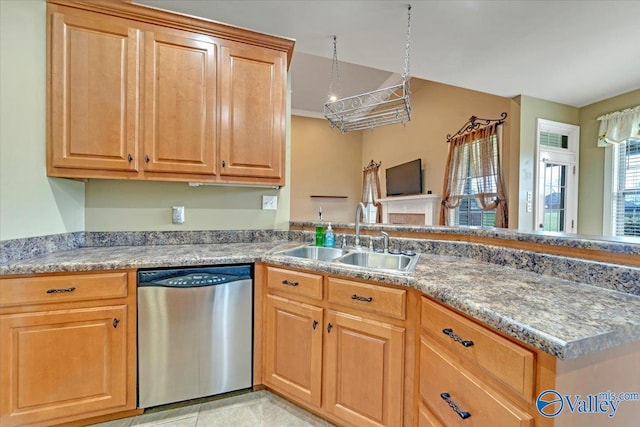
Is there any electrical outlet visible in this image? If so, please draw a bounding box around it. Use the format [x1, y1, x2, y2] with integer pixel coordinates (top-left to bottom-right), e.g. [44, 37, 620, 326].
[526, 202, 532, 213]
[172, 206, 185, 224]
[262, 195, 278, 210]
[527, 191, 532, 202]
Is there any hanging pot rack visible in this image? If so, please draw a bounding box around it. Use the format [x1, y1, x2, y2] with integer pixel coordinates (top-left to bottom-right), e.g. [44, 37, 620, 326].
[446, 112, 508, 143]
[324, 5, 412, 133]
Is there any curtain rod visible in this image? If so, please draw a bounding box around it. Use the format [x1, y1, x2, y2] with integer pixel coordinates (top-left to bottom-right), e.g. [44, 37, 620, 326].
[446, 112, 507, 143]
[596, 105, 640, 121]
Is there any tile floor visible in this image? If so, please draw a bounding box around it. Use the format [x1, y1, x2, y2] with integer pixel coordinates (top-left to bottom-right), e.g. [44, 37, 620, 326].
[91, 390, 335, 427]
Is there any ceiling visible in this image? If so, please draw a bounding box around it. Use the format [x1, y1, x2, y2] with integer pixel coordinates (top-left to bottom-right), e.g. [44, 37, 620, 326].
[135, 0, 640, 115]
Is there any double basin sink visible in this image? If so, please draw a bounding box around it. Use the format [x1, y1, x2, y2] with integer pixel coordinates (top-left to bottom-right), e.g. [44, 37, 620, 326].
[277, 244, 419, 274]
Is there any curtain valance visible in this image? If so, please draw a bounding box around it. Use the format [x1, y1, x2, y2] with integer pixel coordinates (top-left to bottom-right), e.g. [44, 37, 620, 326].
[597, 105, 640, 146]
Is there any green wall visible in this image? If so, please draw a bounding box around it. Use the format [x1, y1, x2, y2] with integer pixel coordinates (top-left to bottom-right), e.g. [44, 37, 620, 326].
[517, 96, 579, 232]
[0, 0, 85, 240]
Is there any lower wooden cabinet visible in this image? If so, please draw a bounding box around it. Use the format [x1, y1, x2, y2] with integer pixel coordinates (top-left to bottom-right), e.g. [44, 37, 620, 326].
[419, 337, 532, 427]
[0, 271, 137, 427]
[417, 296, 540, 427]
[264, 294, 323, 407]
[324, 310, 405, 427]
[262, 265, 410, 427]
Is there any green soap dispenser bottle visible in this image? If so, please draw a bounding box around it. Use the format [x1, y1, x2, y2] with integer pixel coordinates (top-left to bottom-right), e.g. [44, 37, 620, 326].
[315, 207, 325, 246]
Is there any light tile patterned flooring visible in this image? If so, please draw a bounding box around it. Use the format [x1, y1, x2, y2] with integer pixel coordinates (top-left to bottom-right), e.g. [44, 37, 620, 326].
[91, 390, 335, 427]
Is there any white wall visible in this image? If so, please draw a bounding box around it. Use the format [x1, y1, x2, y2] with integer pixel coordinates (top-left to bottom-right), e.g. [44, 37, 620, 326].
[0, 0, 84, 240]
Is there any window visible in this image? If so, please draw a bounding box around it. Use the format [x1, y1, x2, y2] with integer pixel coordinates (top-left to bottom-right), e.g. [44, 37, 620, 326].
[451, 137, 498, 226]
[611, 138, 640, 237]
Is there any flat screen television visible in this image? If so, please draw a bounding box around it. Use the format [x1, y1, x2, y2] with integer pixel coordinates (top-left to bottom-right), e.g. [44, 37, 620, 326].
[385, 158, 422, 197]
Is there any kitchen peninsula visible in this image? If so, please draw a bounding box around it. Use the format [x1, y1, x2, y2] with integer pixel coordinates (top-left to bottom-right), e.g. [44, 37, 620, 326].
[1, 225, 638, 427]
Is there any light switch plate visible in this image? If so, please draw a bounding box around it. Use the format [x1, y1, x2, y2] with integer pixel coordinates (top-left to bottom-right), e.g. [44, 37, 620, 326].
[262, 195, 278, 210]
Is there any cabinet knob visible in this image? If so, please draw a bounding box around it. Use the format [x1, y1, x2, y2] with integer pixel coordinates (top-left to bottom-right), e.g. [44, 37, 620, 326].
[312, 320, 318, 330]
[145, 155, 150, 163]
[127, 154, 133, 162]
[222, 160, 226, 167]
[113, 318, 120, 329]
[327, 323, 333, 333]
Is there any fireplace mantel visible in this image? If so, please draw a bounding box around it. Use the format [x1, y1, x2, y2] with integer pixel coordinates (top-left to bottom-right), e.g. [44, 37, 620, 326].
[379, 194, 441, 225]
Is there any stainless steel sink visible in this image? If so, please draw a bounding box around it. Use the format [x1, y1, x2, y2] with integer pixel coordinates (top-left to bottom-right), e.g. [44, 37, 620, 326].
[336, 251, 419, 273]
[277, 245, 348, 262]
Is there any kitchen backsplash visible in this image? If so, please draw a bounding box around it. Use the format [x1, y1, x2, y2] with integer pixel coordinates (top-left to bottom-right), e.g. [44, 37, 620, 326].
[1, 232, 84, 264]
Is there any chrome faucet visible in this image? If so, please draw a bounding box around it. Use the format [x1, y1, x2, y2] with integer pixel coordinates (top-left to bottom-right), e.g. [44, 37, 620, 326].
[354, 202, 366, 248]
[381, 231, 389, 253]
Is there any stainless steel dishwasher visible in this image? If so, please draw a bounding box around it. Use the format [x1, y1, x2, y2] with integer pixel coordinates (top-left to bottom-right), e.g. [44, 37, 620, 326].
[137, 265, 252, 408]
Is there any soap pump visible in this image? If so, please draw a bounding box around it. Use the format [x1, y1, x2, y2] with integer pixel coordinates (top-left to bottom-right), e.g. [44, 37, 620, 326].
[324, 223, 335, 247]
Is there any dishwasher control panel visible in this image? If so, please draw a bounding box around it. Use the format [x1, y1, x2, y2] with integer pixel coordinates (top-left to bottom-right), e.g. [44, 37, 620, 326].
[158, 273, 228, 286]
[138, 265, 252, 288]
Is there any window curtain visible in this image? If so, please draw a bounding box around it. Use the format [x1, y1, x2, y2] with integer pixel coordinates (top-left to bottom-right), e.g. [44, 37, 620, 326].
[440, 123, 508, 227]
[362, 160, 382, 223]
[597, 105, 640, 146]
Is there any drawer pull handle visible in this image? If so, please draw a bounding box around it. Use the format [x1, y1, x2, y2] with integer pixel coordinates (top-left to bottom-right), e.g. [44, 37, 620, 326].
[46, 287, 76, 294]
[351, 294, 373, 302]
[312, 320, 318, 330]
[282, 279, 299, 287]
[440, 392, 471, 420]
[442, 328, 474, 347]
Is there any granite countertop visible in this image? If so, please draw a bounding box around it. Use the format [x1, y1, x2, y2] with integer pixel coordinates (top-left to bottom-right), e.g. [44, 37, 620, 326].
[1, 241, 639, 361]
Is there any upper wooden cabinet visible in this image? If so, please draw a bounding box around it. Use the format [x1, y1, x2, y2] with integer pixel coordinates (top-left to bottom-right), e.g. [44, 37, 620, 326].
[219, 43, 286, 180]
[46, 0, 294, 186]
[143, 28, 217, 176]
[48, 9, 140, 173]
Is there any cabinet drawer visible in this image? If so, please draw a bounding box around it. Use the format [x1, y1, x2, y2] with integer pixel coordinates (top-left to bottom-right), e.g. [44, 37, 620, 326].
[419, 337, 533, 427]
[421, 297, 534, 401]
[327, 277, 406, 320]
[267, 267, 323, 300]
[0, 272, 129, 308]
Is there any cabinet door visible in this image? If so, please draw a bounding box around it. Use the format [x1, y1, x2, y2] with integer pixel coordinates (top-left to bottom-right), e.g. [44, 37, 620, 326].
[264, 295, 323, 407]
[219, 43, 286, 181]
[324, 310, 405, 427]
[0, 306, 129, 427]
[143, 29, 217, 175]
[49, 10, 140, 172]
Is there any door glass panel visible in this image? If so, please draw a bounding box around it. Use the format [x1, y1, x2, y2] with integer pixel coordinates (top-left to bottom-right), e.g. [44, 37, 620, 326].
[542, 162, 567, 232]
[539, 131, 568, 149]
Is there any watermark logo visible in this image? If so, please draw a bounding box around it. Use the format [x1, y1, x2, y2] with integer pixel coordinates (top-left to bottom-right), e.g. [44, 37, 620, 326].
[537, 390, 564, 417]
[536, 389, 639, 418]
